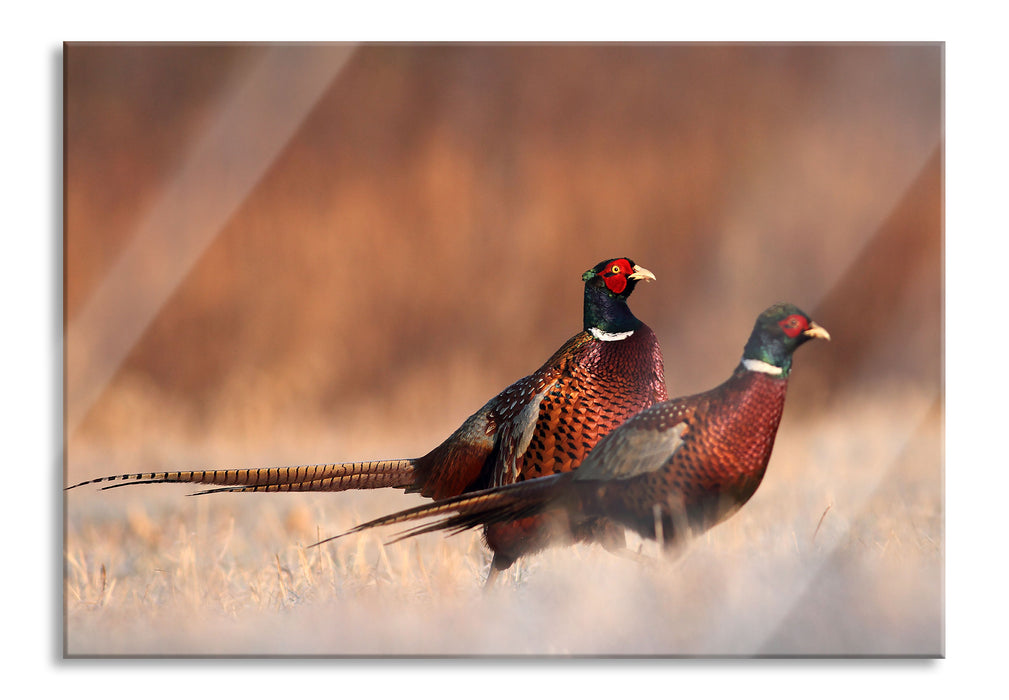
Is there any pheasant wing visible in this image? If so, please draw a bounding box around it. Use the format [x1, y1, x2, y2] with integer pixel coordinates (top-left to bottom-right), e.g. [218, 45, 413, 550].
[573, 404, 688, 482]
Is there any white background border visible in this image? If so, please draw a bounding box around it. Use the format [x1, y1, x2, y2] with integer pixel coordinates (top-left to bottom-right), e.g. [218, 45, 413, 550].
[6, 2, 1000, 694]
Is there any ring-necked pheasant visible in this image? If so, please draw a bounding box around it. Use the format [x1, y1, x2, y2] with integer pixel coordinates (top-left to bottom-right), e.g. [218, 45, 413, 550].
[67, 258, 668, 582]
[326, 303, 829, 576]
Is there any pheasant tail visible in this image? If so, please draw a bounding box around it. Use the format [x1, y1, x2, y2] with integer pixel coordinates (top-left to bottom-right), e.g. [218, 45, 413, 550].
[333, 473, 569, 545]
[65, 460, 417, 494]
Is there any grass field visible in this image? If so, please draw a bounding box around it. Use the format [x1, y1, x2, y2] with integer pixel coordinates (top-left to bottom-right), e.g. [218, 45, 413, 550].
[64, 389, 942, 657]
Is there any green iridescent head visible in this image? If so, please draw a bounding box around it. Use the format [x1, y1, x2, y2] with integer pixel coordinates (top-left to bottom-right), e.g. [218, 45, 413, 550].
[581, 258, 656, 335]
[741, 302, 830, 376]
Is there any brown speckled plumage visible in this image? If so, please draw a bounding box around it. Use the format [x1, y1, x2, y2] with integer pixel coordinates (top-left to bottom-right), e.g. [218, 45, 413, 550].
[472, 325, 666, 571]
[514, 326, 668, 484]
[587, 367, 789, 543]
[406, 325, 666, 501]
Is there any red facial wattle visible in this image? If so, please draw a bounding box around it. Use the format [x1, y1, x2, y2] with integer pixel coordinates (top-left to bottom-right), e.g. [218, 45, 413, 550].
[778, 314, 810, 338]
[602, 259, 633, 294]
[605, 275, 628, 294]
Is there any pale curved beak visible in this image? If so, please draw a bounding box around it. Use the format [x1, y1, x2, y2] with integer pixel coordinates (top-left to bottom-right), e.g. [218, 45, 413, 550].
[804, 322, 831, 341]
[628, 264, 656, 282]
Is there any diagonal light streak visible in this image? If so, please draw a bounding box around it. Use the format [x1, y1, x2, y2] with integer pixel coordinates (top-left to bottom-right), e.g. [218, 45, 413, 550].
[695, 148, 943, 655]
[66, 44, 357, 437]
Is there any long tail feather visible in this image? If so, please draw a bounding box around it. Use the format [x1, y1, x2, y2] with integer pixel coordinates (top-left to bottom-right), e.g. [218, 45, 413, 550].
[313, 473, 568, 548]
[65, 460, 417, 493]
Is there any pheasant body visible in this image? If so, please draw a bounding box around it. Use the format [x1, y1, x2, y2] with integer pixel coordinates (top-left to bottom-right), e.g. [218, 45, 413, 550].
[460, 325, 666, 570]
[507, 326, 667, 486]
[336, 303, 830, 572]
[586, 366, 789, 542]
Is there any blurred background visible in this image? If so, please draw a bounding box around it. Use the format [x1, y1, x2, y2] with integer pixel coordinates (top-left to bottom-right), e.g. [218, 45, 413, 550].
[64, 43, 942, 655]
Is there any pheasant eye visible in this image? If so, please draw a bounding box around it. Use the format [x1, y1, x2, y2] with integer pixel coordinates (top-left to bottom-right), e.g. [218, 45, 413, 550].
[604, 270, 628, 294]
[611, 265, 622, 274]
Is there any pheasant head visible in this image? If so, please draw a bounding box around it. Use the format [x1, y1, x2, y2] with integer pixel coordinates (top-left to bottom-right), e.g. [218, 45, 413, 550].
[581, 258, 656, 339]
[741, 302, 830, 377]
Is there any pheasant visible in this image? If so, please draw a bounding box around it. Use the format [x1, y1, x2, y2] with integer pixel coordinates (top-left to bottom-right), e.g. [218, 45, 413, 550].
[327, 303, 829, 575]
[67, 258, 668, 581]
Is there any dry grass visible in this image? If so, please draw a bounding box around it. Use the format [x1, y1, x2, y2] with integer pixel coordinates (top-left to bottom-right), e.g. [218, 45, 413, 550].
[64, 390, 942, 657]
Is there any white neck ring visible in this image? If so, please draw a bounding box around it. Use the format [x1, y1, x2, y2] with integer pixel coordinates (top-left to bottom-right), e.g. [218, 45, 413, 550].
[589, 327, 635, 342]
[742, 358, 784, 375]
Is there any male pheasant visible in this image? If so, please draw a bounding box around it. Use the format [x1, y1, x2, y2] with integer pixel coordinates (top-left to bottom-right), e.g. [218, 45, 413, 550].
[328, 303, 829, 574]
[67, 258, 668, 581]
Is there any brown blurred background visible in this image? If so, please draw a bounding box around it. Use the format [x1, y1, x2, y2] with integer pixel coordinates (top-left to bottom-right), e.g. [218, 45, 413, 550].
[65, 43, 941, 469]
